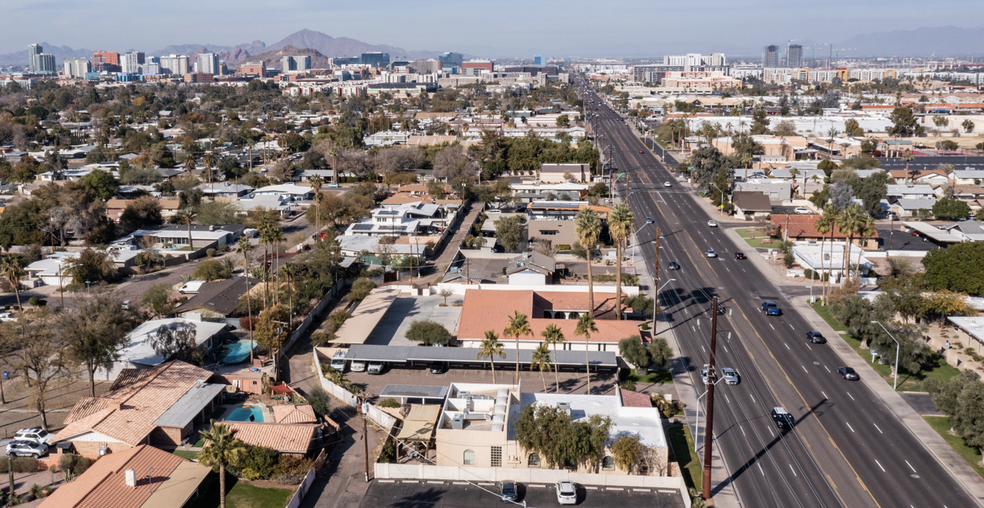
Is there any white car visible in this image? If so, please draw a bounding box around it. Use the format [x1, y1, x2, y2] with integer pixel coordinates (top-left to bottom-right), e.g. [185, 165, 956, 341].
[13, 428, 51, 446]
[705, 249, 717, 258]
[350, 361, 366, 372]
[722, 368, 740, 385]
[6, 441, 47, 458]
[663, 181, 672, 187]
[707, 220, 718, 227]
[555, 480, 577, 505]
[794, 207, 811, 214]
[0, 312, 16, 322]
[700, 364, 710, 385]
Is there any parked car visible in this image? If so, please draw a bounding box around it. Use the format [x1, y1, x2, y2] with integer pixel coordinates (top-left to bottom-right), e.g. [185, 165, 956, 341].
[368, 362, 385, 375]
[327, 183, 340, 188]
[5, 441, 47, 458]
[350, 361, 367, 372]
[707, 220, 718, 227]
[0, 312, 16, 322]
[499, 481, 518, 502]
[430, 362, 449, 374]
[838, 366, 859, 380]
[806, 331, 826, 344]
[705, 249, 717, 258]
[760, 301, 781, 316]
[794, 207, 811, 214]
[722, 368, 740, 385]
[13, 428, 51, 446]
[668, 261, 680, 270]
[772, 407, 794, 430]
[555, 480, 577, 505]
[734, 251, 746, 260]
[330, 351, 347, 372]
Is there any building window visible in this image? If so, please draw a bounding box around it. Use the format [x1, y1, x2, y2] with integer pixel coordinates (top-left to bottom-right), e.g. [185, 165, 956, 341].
[539, 230, 558, 236]
[528, 453, 540, 467]
[491, 446, 502, 467]
[463, 450, 475, 465]
[602, 456, 615, 470]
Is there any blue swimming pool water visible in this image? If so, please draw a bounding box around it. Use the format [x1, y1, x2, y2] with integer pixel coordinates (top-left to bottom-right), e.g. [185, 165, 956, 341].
[219, 341, 255, 365]
[225, 405, 264, 422]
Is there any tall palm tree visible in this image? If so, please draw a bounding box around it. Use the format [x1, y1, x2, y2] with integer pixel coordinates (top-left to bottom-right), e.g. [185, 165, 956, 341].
[282, 262, 295, 330]
[541, 324, 565, 393]
[902, 149, 915, 184]
[575, 313, 598, 394]
[269, 227, 286, 304]
[178, 208, 197, 254]
[477, 331, 506, 384]
[202, 153, 217, 196]
[505, 311, 532, 384]
[310, 175, 323, 234]
[236, 236, 256, 364]
[1, 256, 25, 309]
[839, 204, 866, 284]
[607, 204, 633, 321]
[198, 422, 247, 508]
[575, 209, 601, 319]
[815, 205, 839, 303]
[530, 344, 552, 392]
[854, 216, 876, 283]
[259, 225, 276, 308]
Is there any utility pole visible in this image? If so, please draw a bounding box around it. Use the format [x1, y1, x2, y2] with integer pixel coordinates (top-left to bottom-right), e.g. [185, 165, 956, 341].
[702, 296, 719, 501]
[361, 399, 371, 482]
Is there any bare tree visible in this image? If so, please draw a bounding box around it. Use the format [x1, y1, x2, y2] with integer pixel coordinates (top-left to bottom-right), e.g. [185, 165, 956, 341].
[433, 146, 477, 189]
[1, 308, 73, 430]
[374, 146, 425, 175]
[335, 149, 370, 178]
[151, 322, 204, 366]
[62, 291, 144, 397]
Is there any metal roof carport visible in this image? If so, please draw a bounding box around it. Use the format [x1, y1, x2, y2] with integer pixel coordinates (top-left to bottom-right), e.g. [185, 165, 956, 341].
[345, 344, 617, 369]
[901, 221, 962, 243]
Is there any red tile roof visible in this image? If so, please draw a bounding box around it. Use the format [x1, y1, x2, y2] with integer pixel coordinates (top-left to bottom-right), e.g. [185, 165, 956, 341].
[770, 214, 880, 240]
[273, 404, 318, 424]
[39, 445, 190, 508]
[218, 422, 317, 454]
[619, 388, 653, 408]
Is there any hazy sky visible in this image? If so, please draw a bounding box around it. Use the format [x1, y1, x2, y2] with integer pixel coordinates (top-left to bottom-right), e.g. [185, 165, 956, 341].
[3, 0, 984, 57]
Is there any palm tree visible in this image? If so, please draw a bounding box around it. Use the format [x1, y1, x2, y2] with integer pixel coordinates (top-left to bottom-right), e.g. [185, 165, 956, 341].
[282, 262, 295, 330]
[839, 204, 866, 284]
[198, 422, 247, 508]
[541, 324, 566, 393]
[1, 256, 25, 309]
[259, 225, 277, 307]
[815, 205, 838, 303]
[269, 227, 286, 304]
[178, 208, 197, 254]
[477, 330, 505, 384]
[575, 313, 598, 394]
[310, 175, 323, 234]
[530, 344, 552, 392]
[902, 149, 915, 184]
[789, 168, 800, 197]
[202, 153, 217, 196]
[607, 204, 633, 321]
[854, 216, 876, 283]
[575, 209, 601, 319]
[505, 311, 532, 384]
[236, 236, 256, 364]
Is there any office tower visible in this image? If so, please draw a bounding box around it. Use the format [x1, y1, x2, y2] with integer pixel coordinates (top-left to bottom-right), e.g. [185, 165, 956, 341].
[34, 53, 56, 73]
[360, 52, 390, 68]
[438, 52, 464, 71]
[93, 52, 121, 72]
[28, 44, 42, 72]
[534, 54, 545, 66]
[708, 53, 727, 66]
[763, 45, 780, 68]
[121, 51, 145, 74]
[198, 53, 220, 75]
[64, 59, 92, 77]
[281, 55, 311, 71]
[787, 44, 803, 68]
[159, 55, 189, 75]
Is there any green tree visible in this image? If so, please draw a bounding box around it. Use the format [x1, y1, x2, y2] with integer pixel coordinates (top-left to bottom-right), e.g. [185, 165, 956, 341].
[196, 201, 243, 225]
[477, 330, 506, 384]
[198, 422, 248, 508]
[962, 119, 975, 134]
[816, 205, 840, 302]
[495, 215, 526, 253]
[505, 311, 532, 384]
[843, 119, 864, 137]
[619, 336, 651, 370]
[556, 114, 570, 128]
[838, 204, 866, 279]
[142, 282, 175, 318]
[611, 435, 642, 472]
[119, 196, 163, 232]
[575, 313, 598, 393]
[648, 337, 673, 369]
[80, 169, 119, 200]
[541, 324, 565, 393]
[749, 109, 770, 135]
[888, 107, 919, 137]
[306, 386, 331, 420]
[65, 248, 118, 289]
[607, 204, 633, 321]
[405, 319, 452, 346]
[530, 344, 553, 392]
[193, 259, 234, 282]
[1, 255, 25, 309]
[62, 291, 142, 397]
[923, 243, 984, 296]
[575, 208, 601, 319]
[347, 277, 376, 302]
[932, 197, 972, 220]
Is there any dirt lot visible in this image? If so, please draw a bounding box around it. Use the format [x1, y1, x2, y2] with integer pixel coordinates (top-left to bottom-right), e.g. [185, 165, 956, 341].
[0, 363, 111, 439]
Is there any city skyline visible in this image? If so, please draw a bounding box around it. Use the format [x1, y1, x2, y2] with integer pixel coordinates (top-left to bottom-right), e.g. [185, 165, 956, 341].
[2, 0, 984, 57]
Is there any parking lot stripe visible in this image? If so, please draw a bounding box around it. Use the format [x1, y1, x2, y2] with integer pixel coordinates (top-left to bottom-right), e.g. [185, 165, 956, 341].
[377, 479, 395, 483]
[452, 482, 469, 485]
[427, 481, 444, 484]
[528, 484, 547, 488]
[633, 488, 651, 492]
[606, 487, 623, 491]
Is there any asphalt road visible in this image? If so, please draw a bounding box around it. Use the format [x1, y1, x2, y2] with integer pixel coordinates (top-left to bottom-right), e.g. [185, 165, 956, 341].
[578, 78, 976, 508]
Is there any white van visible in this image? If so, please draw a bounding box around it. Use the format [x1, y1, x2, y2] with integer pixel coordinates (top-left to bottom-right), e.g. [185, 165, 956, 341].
[350, 361, 366, 372]
[330, 351, 347, 372]
[367, 362, 385, 375]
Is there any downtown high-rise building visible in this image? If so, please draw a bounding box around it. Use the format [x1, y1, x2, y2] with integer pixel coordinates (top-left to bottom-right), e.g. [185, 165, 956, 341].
[361, 52, 390, 68]
[438, 52, 463, 71]
[762, 45, 780, 68]
[63, 59, 92, 77]
[121, 51, 145, 74]
[159, 54, 189, 75]
[534, 54, 545, 66]
[282, 55, 311, 71]
[28, 44, 42, 72]
[93, 52, 120, 72]
[197, 53, 220, 74]
[787, 44, 803, 68]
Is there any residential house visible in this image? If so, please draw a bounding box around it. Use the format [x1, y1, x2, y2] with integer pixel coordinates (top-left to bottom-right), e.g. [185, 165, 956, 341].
[886, 184, 936, 201]
[106, 198, 181, 222]
[38, 445, 211, 508]
[129, 224, 246, 250]
[25, 249, 141, 287]
[952, 169, 984, 185]
[948, 220, 984, 242]
[51, 361, 227, 455]
[102, 318, 230, 380]
[173, 278, 256, 321]
[505, 251, 556, 285]
[539, 163, 591, 183]
[892, 198, 938, 218]
[294, 169, 335, 183]
[733, 180, 792, 202]
[732, 191, 772, 221]
[216, 422, 319, 457]
[252, 183, 313, 201]
[770, 214, 879, 248]
[198, 182, 253, 200]
[525, 201, 610, 247]
[888, 170, 949, 188]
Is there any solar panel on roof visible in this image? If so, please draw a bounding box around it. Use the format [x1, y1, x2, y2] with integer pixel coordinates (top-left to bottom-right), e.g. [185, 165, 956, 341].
[352, 224, 373, 231]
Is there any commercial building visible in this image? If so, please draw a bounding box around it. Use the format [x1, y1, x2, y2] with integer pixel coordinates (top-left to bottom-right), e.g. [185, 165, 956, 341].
[159, 54, 189, 75]
[93, 51, 121, 72]
[282, 55, 311, 71]
[63, 58, 91, 78]
[27, 44, 42, 72]
[787, 44, 803, 68]
[632, 53, 728, 83]
[238, 61, 265, 77]
[763, 45, 780, 68]
[462, 61, 494, 76]
[534, 54, 545, 66]
[183, 72, 213, 83]
[197, 52, 220, 74]
[438, 52, 464, 71]
[361, 52, 390, 68]
[120, 51, 145, 74]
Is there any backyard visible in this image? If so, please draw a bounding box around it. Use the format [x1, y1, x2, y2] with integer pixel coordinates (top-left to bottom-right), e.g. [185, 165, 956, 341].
[187, 475, 296, 508]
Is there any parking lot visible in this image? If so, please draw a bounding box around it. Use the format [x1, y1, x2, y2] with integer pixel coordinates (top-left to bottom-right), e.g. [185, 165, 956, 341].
[361, 479, 687, 508]
[366, 295, 464, 347]
[347, 364, 619, 400]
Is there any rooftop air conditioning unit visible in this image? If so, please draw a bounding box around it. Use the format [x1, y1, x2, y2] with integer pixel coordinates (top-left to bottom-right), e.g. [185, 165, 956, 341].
[458, 391, 470, 399]
[451, 413, 464, 429]
[557, 402, 572, 417]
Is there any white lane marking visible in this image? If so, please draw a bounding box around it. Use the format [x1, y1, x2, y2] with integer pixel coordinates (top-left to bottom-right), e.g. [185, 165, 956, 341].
[802, 365, 808, 374]
[768, 426, 774, 438]
[750, 394, 756, 403]
[742, 268, 747, 273]
[723, 345, 729, 353]
[726, 268, 730, 272]
[789, 324, 795, 330]
[740, 425, 746, 437]
[874, 423, 883, 434]
[846, 422, 855, 433]
[724, 394, 730, 404]
[789, 464, 797, 477]
[848, 392, 855, 401]
[875, 460, 886, 472]
[758, 463, 764, 476]
[822, 391, 828, 399]
[784, 343, 790, 350]
[806, 344, 812, 351]
[769, 323, 775, 330]
[701, 345, 706, 353]
[692, 326, 696, 332]
[824, 365, 831, 373]
[905, 460, 916, 473]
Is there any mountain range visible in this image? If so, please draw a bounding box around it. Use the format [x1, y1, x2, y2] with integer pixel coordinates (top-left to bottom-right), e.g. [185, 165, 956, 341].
[2, 26, 983, 68]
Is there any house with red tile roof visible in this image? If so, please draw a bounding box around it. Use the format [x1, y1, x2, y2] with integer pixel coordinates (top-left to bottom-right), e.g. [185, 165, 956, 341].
[51, 361, 226, 456]
[456, 289, 641, 352]
[39, 444, 210, 508]
[770, 214, 879, 249]
[215, 422, 319, 457]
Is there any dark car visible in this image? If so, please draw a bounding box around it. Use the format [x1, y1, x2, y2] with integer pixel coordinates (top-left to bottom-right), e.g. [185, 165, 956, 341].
[806, 331, 826, 344]
[838, 367, 859, 380]
[735, 251, 746, 260]
[499, 482, 518, 502]
[430, 362, 449, 374]
[761, 302, 781, 316]
[772, 407, 794, 430]
[668, 261, 680, 270]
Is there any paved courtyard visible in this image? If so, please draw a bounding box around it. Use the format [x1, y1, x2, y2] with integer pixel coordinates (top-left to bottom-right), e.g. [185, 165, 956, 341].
[366, 295, 464, 347]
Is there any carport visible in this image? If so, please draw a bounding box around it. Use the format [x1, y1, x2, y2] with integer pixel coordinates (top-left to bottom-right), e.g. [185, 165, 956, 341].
[393, 404, 442, 462]
[901, 221, 961, 244]
[379, 384, 450, 404]
[344, 344, 618, 371]
[333, 288, 402, 345]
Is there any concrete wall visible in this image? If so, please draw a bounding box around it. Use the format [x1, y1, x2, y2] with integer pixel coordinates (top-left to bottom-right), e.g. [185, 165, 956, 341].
[313, 349, 397, 431]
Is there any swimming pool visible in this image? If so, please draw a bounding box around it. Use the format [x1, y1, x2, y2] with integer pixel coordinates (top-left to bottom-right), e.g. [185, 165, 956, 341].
[219, 341, 255, 365]
[225, 405, 264, 422]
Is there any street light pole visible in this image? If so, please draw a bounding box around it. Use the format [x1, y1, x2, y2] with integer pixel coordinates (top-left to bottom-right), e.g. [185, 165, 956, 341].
[872, 320, 901, 390]
[702, 296, 720, 501]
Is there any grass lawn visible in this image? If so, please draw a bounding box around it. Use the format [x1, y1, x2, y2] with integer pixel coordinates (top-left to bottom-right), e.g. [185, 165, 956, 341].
[667, 424, 702, 493]
[173, 450, 199, 460]
[924, 416, 984, 480]
[187, 475, 296, 508]
[620, 368, 673, 386]
[734, 228, 780, 249]
[810, 302, 960, 392]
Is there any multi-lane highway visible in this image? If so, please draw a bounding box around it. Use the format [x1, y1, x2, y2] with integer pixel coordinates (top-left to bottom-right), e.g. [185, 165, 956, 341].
[578, 79, 979, 508]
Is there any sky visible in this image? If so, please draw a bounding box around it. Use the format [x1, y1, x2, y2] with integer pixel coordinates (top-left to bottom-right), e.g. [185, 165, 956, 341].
[3, 0, 984, 58]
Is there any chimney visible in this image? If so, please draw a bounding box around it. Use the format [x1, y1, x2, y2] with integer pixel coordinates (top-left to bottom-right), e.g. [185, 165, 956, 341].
[125, 469, 137, 487]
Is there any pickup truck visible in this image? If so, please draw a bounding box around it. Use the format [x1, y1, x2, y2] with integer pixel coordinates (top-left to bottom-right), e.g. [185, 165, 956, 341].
[760, 301, 782, 316]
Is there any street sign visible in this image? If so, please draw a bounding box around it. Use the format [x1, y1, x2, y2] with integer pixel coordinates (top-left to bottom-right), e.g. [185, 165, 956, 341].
[688, 167, 696, 172]
[617, 173, 626, 178]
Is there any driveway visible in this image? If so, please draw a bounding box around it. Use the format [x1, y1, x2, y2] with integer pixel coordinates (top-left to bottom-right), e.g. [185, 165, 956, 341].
[366, 296, 463, 347]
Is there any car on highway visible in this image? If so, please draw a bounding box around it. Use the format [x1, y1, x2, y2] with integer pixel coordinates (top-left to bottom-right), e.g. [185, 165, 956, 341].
[794, 207, 811, 214]
[806, 331, 826, 344]
[838, 366, 860, 380]
[771, 407, 794, 430]
[734, 251, 746, 260]
[722, 368, 740, 385]
[705, 249, 717, 258]
[500, 481, 518, 502]
[555, 480, 577, 505]
[760, 301, 781, 316]
[707, 220, 718, 227]
[6, 441, 47, 458]
[668, 261, 680, 270]
[639, 150, 644, 154]
[700, 364, 711, 384]
[663, 181, 672, 187]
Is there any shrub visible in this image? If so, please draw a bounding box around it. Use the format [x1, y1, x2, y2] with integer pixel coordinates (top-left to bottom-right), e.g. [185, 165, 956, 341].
[217, 243, 230, 252]
[239, 315, 255, 331]
[306, 386, 331, 419]
[193, 258, 234, 281]
[0, 456, 38, 474]
[619, 378, 636, 391]
[556, 244, 572, 251]
[28, 296, 40, 306]
[347, 277, 376, 303]
[271, 456, 313, 485]
[58, 454, 90, 482]
[377, 440, 396, 463]
[28, 483, 52, 499]
[379, 398, 401, 408]
[206, 248, 217, 257]
[231, 445, 279, 480]
[327, 309, 351, 332]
